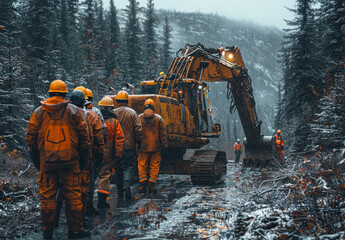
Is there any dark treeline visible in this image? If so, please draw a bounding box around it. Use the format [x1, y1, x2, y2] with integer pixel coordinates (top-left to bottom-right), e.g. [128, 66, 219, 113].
[0, 0, 173, 148]
[275, 0, 345, 153]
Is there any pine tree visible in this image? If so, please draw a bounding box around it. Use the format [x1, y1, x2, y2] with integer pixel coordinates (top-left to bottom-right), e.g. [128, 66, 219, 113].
[308, 0, 345, 151]
[123, 0, 142, 86]
[80, 0, 97, 88]
[66, 0, 82, 77]
[143, 0, 158, 80]
[24, 0, 56, 106]
[274, 82, 283, 130]
[160, 15, 172, 72]
[280, 0, 323, 152]
[105, 0, 121, 87]
[0, 0, 32, 148]
[93, 0, 108, 96]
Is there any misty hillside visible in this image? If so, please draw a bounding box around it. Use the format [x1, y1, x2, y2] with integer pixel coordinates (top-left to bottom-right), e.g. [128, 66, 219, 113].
[158, 11, 283, 153]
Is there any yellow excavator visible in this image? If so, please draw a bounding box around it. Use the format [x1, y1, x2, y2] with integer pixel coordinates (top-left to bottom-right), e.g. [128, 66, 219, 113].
[110, 43, 274, 184]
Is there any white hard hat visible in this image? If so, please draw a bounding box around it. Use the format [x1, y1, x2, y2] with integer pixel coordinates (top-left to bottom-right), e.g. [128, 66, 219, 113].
[237, 139, 240, 142]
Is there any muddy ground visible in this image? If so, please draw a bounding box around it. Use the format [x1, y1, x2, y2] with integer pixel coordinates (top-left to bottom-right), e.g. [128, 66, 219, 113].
[4, 155, 344, 240]
[2, 160, 269, 240]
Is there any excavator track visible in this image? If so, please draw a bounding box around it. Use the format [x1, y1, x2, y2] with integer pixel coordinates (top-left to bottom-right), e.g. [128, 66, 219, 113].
[190, 150, 227, 185]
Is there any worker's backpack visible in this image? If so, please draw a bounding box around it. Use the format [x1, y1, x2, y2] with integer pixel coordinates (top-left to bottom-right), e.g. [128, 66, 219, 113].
[38, 105, 76, 170]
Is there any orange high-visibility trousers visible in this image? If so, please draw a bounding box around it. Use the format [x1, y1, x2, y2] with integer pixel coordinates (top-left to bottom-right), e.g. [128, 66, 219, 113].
[276, 145, 283, 162]
[80, 170, 90, 216]
[38, 166, 83, 232]
[138, 152, 161, 183]
[97, 161, 113, 195]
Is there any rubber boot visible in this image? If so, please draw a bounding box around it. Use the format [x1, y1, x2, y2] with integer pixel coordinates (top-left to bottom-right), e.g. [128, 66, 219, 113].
[138, 181, 148, 194]
[97, 192, 110, 209]
[85, 203, 99, 217]
[124, 187, 132, 200]
[43, 230, 53, 240]
[68, 229, 91, 239]
[148, 182, 157, 193]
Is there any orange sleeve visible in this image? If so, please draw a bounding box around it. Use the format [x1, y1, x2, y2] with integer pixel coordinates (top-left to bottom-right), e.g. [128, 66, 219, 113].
[158, 116, 168, 148]
[25, 108, 41, 151]
[134, 113, 143, 144]
[76, 108, 90, 150]
[233, 144, 236, 152]
[240, 144, 243, 151]
[92, 114, 105, 154]
[115, 120, 124, 158]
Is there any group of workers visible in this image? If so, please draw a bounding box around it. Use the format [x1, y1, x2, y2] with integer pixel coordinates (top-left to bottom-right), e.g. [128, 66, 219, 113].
[24, 78, 286, 239]
[25, 80, 167, 239]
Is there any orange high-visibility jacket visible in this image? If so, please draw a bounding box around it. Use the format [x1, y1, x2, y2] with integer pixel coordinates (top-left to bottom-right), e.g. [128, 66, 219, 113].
[87, 109, 105, 155]
[104, 118, 124, 159]
[25, 96, 90, 170]
[113, 104, 142, 150]
[139, 109, 167, 153]
[275, 134, 284, 147]
[234, 143, 243, 152]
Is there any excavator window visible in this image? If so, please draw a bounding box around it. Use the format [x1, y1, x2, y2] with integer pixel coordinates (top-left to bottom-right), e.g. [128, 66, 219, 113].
[141, 83, 156, 94]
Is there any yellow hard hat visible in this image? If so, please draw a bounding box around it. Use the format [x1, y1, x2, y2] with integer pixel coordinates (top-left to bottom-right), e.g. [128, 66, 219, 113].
[277, 129, 282, 134]
[144, 99, 155, 108]
[48, 80, 68, 93]
[98, 96, 114, 107]
[73, 86, 88, 99]
[115, 91, 129, 101]
[160, 72, 165, 76]
[86, 88, 93, 98]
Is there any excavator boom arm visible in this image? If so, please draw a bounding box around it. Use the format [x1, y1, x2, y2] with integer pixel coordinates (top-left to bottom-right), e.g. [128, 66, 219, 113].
[163, 44, 262, 145]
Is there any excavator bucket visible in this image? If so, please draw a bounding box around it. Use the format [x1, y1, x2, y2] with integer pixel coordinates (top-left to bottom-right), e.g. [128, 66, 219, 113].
[242, 136, 274, 170]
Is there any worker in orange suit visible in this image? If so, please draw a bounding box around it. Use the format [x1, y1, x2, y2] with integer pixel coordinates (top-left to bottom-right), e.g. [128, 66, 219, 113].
[138, 99, 167, 194]
[113, 91, 142, 200]
[25, 80, 91, 239]
[97, 96, 124, 209]
[233, 139, 243, 164]
[83, 88, 107, 216]
[274, 129, 285, 163]
[72, 87, 105, 218]
[69, 88, 94, 226]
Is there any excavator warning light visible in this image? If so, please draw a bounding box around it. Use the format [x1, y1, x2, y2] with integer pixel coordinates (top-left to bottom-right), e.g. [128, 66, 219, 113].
[178, 89, 183, 94]
[228, 53, 234, 59]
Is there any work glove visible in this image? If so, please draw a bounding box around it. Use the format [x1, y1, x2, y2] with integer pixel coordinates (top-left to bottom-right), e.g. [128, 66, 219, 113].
[29, 149, 40, 170]
[79, 149, 89, 171]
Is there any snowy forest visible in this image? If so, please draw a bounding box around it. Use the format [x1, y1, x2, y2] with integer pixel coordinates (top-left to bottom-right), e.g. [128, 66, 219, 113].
[1, 0, 345, 239]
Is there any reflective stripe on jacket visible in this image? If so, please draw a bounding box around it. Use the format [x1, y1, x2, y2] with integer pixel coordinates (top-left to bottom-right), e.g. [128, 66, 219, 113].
[275, 134, 284, 147]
